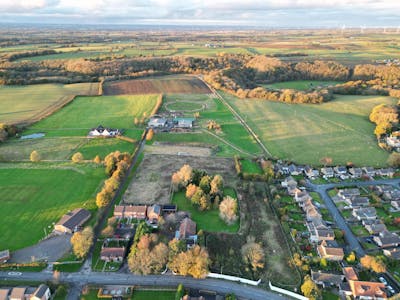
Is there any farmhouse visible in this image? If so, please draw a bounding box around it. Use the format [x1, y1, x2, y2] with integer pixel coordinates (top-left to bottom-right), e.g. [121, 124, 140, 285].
[311, 270, 344, 288]
[148, 115, 168, 128]
[386, 134, 400, 149]
[0, 249, 10, 263]
[88, 125, 121, 137]
[352, 207, 377, 221]
[373, 230, 400, 248]
[317, 240, 344, 261]
[54, 208, 91, 234]
[31, 284, 51, 300]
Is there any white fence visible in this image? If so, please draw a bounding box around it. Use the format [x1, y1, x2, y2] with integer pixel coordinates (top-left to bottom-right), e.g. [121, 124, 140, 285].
[269, 281, 309, 300]
[207, 273, 261, 286]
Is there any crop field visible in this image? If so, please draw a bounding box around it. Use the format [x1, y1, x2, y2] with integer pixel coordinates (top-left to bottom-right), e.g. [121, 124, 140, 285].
[0, 95, 155, 161]
[0, 83, 99, 124]
[0, 163, 105, 250]
[224, 93, 397, 166]
[262, 80, 342, 91]
[103, 75, 211, 95]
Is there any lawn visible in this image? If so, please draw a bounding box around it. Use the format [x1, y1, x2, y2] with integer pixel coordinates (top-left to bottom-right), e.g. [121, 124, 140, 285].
[0, 163, 105, 250]
[172, 188, 239, 233]
[350, 225, 369, 237]
[75, 138, 135, 160]
[224, 93, 396, 166]
[240, 158, 263, 174]
[0, 83, 99, 124]
[262, 80, 342, 91]
[132, 291, 175, 300]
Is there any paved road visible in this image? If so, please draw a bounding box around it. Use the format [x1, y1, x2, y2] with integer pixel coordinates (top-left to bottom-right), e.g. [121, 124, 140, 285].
[0, 272, 288, 300]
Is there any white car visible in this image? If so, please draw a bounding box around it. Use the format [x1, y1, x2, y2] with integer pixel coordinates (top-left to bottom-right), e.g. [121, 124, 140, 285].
[378, 277, 388, 285]
[7, 272, 22, 276]
[387, 286, 395, 295]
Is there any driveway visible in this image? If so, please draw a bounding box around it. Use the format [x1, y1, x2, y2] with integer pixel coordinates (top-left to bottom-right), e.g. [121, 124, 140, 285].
[10, 234, 71, 263]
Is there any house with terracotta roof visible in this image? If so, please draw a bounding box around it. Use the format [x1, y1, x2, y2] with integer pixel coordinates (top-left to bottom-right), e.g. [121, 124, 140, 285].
[0, 288, 10, 300]
[317, 240, 344, 261]
[54, 208, 91, 234]
[348, 280, 387, 299]
[100, 247, 126, 262]
[342, 266, 359, 281]
[114, 205, 147, 220]
[176, 218, 197, 247]
[9, 287, 27, 300]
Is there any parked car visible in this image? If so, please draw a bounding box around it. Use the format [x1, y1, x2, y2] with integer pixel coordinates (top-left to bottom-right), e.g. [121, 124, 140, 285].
[387, 286, 395, 295]
[378, 276, 388, 285]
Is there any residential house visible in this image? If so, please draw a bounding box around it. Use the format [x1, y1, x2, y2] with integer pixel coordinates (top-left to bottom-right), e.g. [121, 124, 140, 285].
[147, 205, 161, 221]
[317, 240, 345, 261]
[384, 190, 400, 202]
[345, 196, 370, 208]
[334, 166, 348, 179]
[363, 219, 387, 235]
[31, 284, 51, 300]
[362, 167, 376, 177]
[352, 207, 377, 221]
[373, 230, 400, 248]
[176, 218, 198, 247]
[288, 164, 301, 176]
[54, 208, 91, 234]
[303, 200, 322, 222]
[338, 188, 361, 200]
[349, 167, 363, 178]
[88, 125, 121, 137]
[383, 247, 400, 260]
[375, 185, 394, 195]
[113, 205, 125, 219]
[0, 289, 10, 300]
[303, 166, 314, 178]
[281, 176, 297, 188]
[376, 168, 394, 177]
[9, 287, 27, 300]
[125, 205, 147, 220]
[287, 185, 300, 196]
[100, 247, 125, 262]
[391, 200, 400, 211]
[148, 115, 167, 128]
[342, 267, 359, 281]
[348, 280, 387, 299]
[295, 190, 312, 206]
[386, 134, 400, 148]
[0, 250, 10, 263]
[307, 219, 335, 243]
[321, 167, 334, 178]
[311, 270, 344, 288]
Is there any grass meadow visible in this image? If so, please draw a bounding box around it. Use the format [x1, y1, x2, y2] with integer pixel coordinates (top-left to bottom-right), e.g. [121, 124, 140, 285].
[0, 163, 105, 250]
[262, 80, 342, 91]
[0, 83, 99, 124]
[224, 93, 396, 166]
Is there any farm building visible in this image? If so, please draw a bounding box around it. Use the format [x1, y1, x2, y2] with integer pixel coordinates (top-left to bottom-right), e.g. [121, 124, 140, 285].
[148, 115, 168, 128]
[88, 125, 121, 137]
[54, 208, 91, 234]
[0, 249, 10, 263]
[173, 117, 195, 129]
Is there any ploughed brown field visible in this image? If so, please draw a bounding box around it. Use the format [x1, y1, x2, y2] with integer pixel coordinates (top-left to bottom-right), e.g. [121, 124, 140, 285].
[103, 75, 211, 95]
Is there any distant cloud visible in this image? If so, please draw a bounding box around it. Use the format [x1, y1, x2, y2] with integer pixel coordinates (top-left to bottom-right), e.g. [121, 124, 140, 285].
[0, 0, 399, 27]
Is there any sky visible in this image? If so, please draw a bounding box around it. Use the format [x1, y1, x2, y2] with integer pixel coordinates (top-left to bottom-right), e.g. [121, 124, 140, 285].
[0, 0, 399, 27]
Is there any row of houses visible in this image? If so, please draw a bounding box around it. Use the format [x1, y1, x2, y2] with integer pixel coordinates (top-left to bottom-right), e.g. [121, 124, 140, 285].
[113, 204, 177, 227]
[0, 284, 50, 300]
[276, 162, 395, 180]
[311, 267, 388, 299]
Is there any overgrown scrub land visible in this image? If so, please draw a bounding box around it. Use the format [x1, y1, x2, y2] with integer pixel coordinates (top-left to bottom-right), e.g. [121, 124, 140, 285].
[0, 83, 99, 124]
[103, 75, 211, 95]
[0, 163, 105, 250]
[0, 95, 158, 161]
[225, 93, 396, 166]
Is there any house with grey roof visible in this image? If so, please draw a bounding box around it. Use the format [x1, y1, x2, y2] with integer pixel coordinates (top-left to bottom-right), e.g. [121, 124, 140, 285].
[352, 207, 377, 221]
[311, 270, 344, 288]
[373, 230, 400, 248]
[31, 284, 51, 300]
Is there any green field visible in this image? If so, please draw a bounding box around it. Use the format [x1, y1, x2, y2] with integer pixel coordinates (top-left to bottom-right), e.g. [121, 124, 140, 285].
[224, 93, 396, 166]
[172, 188, 239, 233]
[0, 95, 156, 161]
[0, 163, 105, 250]
[0, 83, 99, 124]
[240, 158, 263, 174]
[262, 80, 342, 91]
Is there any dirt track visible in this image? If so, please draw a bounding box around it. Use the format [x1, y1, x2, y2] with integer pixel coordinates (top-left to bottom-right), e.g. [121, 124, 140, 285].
[122, 152, 235, 205]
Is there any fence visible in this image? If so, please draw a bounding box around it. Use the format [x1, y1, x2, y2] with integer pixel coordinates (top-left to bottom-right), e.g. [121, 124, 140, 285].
[269, 281, 308, 300]
[207, 273, 261, 286]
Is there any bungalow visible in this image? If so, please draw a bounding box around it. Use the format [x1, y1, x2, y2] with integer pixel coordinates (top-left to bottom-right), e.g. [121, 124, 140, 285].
[317, 240, 344, 261]
[352, 207, 377, 221]
[100, 247, 125, 262]
[176, 218, 198, 246]
[362, 167, 376, 177]
[348, 280, 387, 299]
[31, 284, 51, 300]
[373, 230, 400, 248]
[281, 176, 297, 188]
[88, 125, 121, 137]
[338, 188, 361, 200]
[345, 196, 370, 208]
[391, 200, 400, 211]
[363, 219, 387, 235]
[311, 270, 344, 288]
[383, 247, 400, 260]
[349, 167, 363, 178]
[9, 287, 27, 300]
[307, 220, 335, 243]
[0, 250, 10, 263]
[334, 166, 348, 176]
[148, 115, 168, 128]
[376, 168, 394, 177]
[125, 205, 147, 220]
[54, 208, 91, 234]
[0, 288, 10, 300]
[321, 167, 334, 178]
